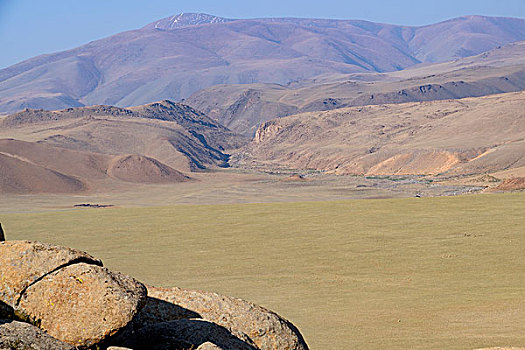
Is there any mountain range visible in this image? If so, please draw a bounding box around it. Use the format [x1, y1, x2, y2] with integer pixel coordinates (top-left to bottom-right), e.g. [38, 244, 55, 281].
[0, 13, 524, 113]
[186, 41, 525, 135]
[0, 12, 524, 195]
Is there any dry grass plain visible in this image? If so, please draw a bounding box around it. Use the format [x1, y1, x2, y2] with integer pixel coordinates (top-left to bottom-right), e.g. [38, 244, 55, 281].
[1, 192, 524, 349]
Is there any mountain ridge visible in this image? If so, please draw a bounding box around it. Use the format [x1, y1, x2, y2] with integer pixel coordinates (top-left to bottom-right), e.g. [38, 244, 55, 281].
[185, 41, 525, 135]
[0, 14, 523, 113]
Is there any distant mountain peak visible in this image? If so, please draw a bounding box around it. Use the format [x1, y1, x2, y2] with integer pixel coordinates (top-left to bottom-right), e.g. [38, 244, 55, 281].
[149, 13, 235, 30]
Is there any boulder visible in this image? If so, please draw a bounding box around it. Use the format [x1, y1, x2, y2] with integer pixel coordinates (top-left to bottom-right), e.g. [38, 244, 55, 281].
[0, 319, 73, 350]
[18, 263, 147, 348]
[122, 319, 257, 350]
[128, 286, 309, 350]
[0, 241, 147, 348]
[0, 241, 102, 308]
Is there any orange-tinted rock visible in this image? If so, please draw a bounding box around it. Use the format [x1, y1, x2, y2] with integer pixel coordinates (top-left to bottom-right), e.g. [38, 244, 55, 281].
[18, 263, 146, 348]
[0, 241, 101, 308]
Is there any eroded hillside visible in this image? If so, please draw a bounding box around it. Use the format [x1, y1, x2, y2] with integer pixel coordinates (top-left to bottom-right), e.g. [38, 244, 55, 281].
[233, 92, 525, 176]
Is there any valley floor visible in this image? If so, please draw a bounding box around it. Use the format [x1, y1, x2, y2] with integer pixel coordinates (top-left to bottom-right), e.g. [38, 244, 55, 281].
[1, 186, 524, 349]
[0, 168, 501, 213]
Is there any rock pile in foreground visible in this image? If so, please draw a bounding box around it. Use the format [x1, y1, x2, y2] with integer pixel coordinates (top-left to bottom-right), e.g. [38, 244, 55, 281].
[0, 239, 309, 350]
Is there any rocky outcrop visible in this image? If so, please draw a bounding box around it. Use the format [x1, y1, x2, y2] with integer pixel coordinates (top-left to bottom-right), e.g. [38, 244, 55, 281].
[120, 286, 309, 350]
[0, 319, 73, 350]
[1, 240, 309, 350]
[0, 241, 147, 348]
[0, 241, 102, 308]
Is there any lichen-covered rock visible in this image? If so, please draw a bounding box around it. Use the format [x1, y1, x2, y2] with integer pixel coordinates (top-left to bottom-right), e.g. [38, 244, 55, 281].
[132, 286, 309, 350]
[0, 319, 73, 350]
[123, 319, 257, 350]
[0, 241, 102, 308]
[17, 263, 147, 348]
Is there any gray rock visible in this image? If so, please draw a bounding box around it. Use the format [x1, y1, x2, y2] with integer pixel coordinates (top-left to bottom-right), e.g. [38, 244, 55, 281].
[0, 319, 73, 350]
[130, 286, 309, 350]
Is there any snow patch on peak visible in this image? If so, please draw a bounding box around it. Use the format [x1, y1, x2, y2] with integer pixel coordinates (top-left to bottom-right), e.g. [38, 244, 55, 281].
[150, 13, 235, 30]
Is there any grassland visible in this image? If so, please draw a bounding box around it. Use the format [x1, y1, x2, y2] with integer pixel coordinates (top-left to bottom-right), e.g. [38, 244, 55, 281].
[1, 192, 524, 349]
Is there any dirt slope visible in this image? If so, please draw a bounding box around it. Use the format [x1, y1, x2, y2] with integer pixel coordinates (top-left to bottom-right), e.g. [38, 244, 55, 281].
[0, 139, 189, 194]
[0, 152, 85, 194]
[233, 92, 525, 176]
[108, 155, 188, 184]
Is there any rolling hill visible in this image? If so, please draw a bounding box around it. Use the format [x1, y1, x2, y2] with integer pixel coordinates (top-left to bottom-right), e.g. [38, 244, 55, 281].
[0, 100, 246, 194]
[233, 91, 525, 176]
[186, 41, 525, 135]
[0, 13, 523, 113]
[0, 139, 189, 194]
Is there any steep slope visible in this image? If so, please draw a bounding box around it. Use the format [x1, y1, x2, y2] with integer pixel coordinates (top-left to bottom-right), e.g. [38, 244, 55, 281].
[0, 14, 523, 113]
[233, 92, 525, 176]
[186, 41, 525, 135]
[0, 100, 246, 173]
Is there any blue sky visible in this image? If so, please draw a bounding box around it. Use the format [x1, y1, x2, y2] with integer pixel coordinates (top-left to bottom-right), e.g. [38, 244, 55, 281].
[1, 0, 524, 69]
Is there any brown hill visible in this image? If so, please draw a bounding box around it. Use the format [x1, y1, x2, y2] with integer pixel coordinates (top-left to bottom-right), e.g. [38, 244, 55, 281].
[0, 100, 246, 172]
[493, 177, 525, 191]
[0, 14, 523, 113]
[0, 139, 189, 194]
[0, 152, 85, 194]
[233, 92, 525, 176]
[186, 42, 525, 135]
[108, 155, 188, 184]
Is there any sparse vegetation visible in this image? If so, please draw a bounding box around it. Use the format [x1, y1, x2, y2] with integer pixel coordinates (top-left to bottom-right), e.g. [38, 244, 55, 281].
[2, 193, 524, 349]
